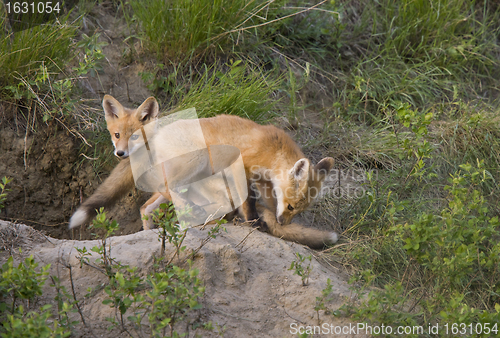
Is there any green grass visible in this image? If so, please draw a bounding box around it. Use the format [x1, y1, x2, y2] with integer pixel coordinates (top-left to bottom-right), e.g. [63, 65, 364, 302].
[318, 99, 500, 335]
[376, 0, 499, 71]
[139, 59, 281, 122]
[253, 0, 500, 121]
[0, 15, 77, 96]
[129, 0, 275, 62]
[325, 1, 498, 123]
[172, 61, 281, 121]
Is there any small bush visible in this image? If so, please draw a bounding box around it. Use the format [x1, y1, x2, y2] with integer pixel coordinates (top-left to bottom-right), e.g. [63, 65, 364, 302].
[0, 254, 72, 338]
[0, 255, 50, 314]
[0, 177, 12, 211]
[1, 305, 71, 338]
[336, 161, 500, 337]
[398, 161, 500, 308]
[77, 209, 206, 336]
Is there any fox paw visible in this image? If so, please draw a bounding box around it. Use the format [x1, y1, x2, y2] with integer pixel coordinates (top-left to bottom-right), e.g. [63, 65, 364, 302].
[252, 218, 269, 232]
[142, 218, 156, 230]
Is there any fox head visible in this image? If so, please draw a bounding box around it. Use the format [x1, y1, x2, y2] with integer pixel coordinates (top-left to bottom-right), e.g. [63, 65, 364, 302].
[274, 157, 334, 225]
[103, 95, 159, 159]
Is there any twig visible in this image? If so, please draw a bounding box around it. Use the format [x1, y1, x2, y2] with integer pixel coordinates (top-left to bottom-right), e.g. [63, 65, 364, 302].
[210, 0, 328, 40]
[61, 262, 87, 326]
[335, 163, 341, 231]
[82, 260, 108, 276]
[407, 289, 427, 314]
[190, 229, 216, 260]
[58, 257, 100, 338]
[23, 101, 33, 170]
[166, 229, 188, 266]
[202, 206, 224, 229]
[79, 153, 99, 160]
[235, 226, 259, 249]
[321, 236, 385, 252]
[281, 283, 304, 324]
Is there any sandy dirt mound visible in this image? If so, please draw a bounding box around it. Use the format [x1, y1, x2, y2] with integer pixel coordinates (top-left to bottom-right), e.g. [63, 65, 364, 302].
[0, 220, 365, 338]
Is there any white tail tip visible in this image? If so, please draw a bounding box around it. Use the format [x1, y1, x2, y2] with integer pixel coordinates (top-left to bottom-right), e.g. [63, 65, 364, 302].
[327, 232, 338, 245]
[69, 209, 88, 229]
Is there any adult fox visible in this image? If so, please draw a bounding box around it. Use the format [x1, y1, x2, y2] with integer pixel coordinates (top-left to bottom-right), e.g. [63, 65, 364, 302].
[69, 95, 338, 248]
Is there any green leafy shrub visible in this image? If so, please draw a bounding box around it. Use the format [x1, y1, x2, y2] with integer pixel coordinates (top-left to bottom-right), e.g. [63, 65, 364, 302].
[76, 208, 207, 336]
[1, 305, 71, 338]
[0, 254, 72, 337]
[288, 252, 313, 286]
[147, 201, 187, 260]
[398, 160, 500, 308]
[0, 255, 50, 314]
[337, 161, 500, 337]
[144, 263, 204, 337]
[0, 177, 12, 211]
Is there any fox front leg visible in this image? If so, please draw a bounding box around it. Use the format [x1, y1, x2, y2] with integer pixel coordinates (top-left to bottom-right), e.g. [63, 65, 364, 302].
[239, 182, 268, 232]
[140, 193, 164, 230]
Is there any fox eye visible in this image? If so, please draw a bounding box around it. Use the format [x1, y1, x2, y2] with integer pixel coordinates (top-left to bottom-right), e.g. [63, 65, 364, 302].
[114, 133, 120, 139]
[287, 204, 294, 211]
[130, 134, 139, 141]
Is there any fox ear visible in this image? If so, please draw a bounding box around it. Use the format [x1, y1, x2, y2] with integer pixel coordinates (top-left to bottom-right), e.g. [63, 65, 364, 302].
[135, 97, 159, 122]
[103, 95, 124, 120]
[314, 157, 334, 181]
[290, 158, 310, 182]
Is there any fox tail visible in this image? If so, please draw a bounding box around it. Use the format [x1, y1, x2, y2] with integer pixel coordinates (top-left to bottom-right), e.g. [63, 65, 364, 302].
[258, 205, 338, 249]
[69, 158, 135, 229]
[267, 222, 338, 249]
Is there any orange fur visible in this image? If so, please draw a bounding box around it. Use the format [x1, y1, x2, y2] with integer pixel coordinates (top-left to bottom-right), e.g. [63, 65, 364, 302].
[257, 204, 337, 249]
[69, 96, 337, 248]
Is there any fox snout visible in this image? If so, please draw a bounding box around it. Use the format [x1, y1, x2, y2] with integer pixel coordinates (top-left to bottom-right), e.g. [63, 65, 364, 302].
[115, 149, 128, 158]
[276, 212, 294, 225]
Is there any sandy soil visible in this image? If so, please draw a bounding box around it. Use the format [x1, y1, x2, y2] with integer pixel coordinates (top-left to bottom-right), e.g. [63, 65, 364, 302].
[0, 220, 366, 338]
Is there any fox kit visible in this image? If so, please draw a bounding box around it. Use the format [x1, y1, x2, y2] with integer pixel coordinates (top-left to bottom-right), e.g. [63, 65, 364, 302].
[69, 95, 338, 248]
